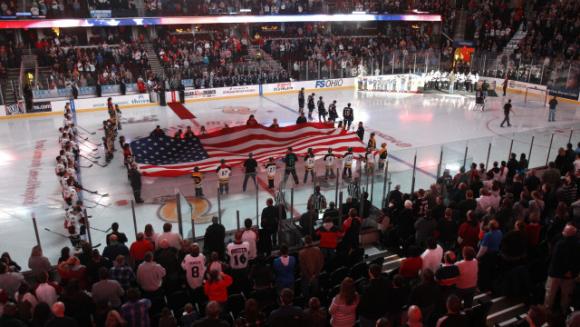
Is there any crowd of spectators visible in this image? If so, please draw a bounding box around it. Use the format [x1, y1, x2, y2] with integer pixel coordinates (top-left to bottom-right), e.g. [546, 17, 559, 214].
[154, 31, 289, 89]
[514, 0, 579, 62]
[0, 0, 16, 16]
[34, 31, 151, 89]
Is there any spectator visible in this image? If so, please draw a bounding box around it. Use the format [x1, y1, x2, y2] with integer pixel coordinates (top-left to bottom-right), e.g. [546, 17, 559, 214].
[236, 298, 266, 326]
[359, 264, 390, 327]
[121, 288, 151, 327]
[455, 246, 478, 307]
[273, 244, 296, 291]
[57, 257, 88, 290]
[329, 277, 359, 327]
[477, 219, 502, 292]
[421, 238, 443, 274]
[58, 279, 95, 326]
[181, 243, 206, 301]
[203, 270, 233, 304]
[204, 217, 226, 259]
[435, 251, 460, 288]
[436, 295, 467, 326]
[414, 212, 437, 248]
[31, 302, 52, 327]
[109, 255, 135, 290]
[399, 246, 423, 280]
[15, 282, 38, 320]
[34, 272, 59, 306]
[405, 305, 423, 327]
[155, 239, 180, 290]
[457, 211, 480, 250]
[241, 218, 258, 261]
[28, 246, 51, 276]
[1, 252, 21, 272]
[181, 303, 199, 327]
[106, 222, 128, 245]
[268, 288, 305, 326]
[545, 224, 580, 312]
[91, 267, 124, 308]
[341, 208, 362, 253]
[260, 198, 280, 248]
[0, 262, 24, 300]
[156, 222, 183, 250]
[316, 217, 343, 259]
[300, 204, 318, 238]
[45, 302, 77, 327]
[298, 235, 324, 299]
[437, 208, 458, 250]
[143, 224, 158, 244]
[409, 269, 441, 323]
[193, 301, 229, 327]
[103, 234, 130, 262]
[130, 233, 155, 265]
[304, 297, 328, 327]
[136, 252, 166, 296]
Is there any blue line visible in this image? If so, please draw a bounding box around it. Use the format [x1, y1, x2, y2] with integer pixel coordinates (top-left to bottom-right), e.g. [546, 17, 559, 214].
[262, 95, 437, 181]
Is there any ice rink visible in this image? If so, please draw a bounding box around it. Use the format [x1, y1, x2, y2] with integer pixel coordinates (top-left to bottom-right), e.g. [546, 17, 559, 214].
[1, 87, 579, 264]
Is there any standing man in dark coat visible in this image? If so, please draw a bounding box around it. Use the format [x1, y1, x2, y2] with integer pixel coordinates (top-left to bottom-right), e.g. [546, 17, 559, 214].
[261, 198, 280, 250]
[343, 103, 354, 130]
[203, 217, 226, 259]
[298, 88, 305, 113]
[128, 163, 144, 203]
[500, 99, 513, 128]
[242, 153, 258, 192]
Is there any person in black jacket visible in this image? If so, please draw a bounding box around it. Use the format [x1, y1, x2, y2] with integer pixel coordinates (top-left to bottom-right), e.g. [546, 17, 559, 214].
[203, 217, 226, 259]
[358, 264, 391, 327]
[128, 164, 143, 203]
[242, 153, 258, 192]
[545, 224, 580, 312]
[260, 198, 280, 249]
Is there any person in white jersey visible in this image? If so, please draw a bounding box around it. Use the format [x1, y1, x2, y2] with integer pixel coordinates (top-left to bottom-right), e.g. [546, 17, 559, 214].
[226, 231, 251, 294]
[181, 243, 206, 302]
[241, 218, 258, 262]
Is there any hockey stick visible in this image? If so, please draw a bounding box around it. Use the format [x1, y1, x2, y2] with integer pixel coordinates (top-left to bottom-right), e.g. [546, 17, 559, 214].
[79, 139, 101, 149]
[83, 188, 109, 197]
[78, 125, 96, 135]
[43, 228, 101, 248]
[79, 164, 93, 169]
[84, 198, 111, 207]
[89, 226, 110, 233]
[80, 155, 108, 167]
[79, 137, 102, 147]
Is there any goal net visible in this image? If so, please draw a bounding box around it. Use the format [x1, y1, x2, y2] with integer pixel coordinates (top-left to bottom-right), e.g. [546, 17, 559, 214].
[524, 86, 548, 107]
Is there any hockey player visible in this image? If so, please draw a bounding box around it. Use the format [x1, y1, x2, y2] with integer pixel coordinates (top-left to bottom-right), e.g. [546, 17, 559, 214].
[265, 157, 277, 189]
[317, 96, 327, 122]
[324, 148, 336, 179]
[283, 147, 299, 186]
[298, 88, 305, 113]
[367, 132, 376, 150]
[364, 148, 375, 174]
[328, 100, 338, 123]
[216, 159, 232, 195]
[192, 167, 204, 197]
[303, 148, 316, 183]
[342, 147, 354, 179]
[307, 93, 316, 120]
[378, 143, 388, 171]
[343, 103, 354, 130]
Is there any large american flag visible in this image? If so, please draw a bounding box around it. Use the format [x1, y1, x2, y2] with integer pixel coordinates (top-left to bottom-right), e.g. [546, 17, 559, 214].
[132, 123, 366, 177]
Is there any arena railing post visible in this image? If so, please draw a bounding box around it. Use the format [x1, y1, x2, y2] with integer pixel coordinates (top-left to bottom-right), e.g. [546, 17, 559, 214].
[370, 165, 375, 205]
[425, 53, 429, 74]
[290, 188, 294, 219]
[381, 55, 385, 74]
[527, 58, 534, 83]
[485, 143, 492, 170]
[411, 151, 417, 195]
[436, 146, 443, 179]
[528, 136, 535, 162]
[413, 54, 417, 74]
[462, 145, 468, 170]
[508, 139, 514, 162]
[130, 200, 138, 239]
[569, 129, 573, 144]
[546, 134, 555, 166]
[335, 168, 339, 205]
[236, 210, 240, 230]
[338, 191, 344, 226]
[382, 161, 389, 208]
[217, 188, 222, 225]
[255, 183, 259, 227]
[176, 192, 184, 238]
[31, 213, 41, 250]
[84, 210, 93, 247]
[391, 53, 395, 75]
[539, 63, 545, 85]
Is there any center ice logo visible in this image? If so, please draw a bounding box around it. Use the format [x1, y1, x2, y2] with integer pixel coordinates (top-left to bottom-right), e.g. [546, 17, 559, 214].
[157, 196, 216, 224]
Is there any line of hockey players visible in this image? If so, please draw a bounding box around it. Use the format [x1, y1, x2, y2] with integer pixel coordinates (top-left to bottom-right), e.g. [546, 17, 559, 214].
[423, 70, 480, 93]
[192, 132, 389, 198]
[55, 103, 89, 249]
[297, 87, 357, 130]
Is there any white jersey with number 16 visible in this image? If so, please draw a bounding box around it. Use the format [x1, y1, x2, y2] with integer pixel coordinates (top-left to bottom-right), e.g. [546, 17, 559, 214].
[227, 242, 250, 270]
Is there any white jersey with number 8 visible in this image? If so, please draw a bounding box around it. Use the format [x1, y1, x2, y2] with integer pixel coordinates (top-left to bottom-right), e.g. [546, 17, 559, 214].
[181, 254, 206, 289]
[227, 242, 250, 270]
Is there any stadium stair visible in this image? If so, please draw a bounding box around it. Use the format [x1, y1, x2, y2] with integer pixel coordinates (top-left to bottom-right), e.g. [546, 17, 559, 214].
[362, 246, 529, 326]
[143, 43, 166, 80]
[487, 23, 528, 71]
[1, 67, 20, 104]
